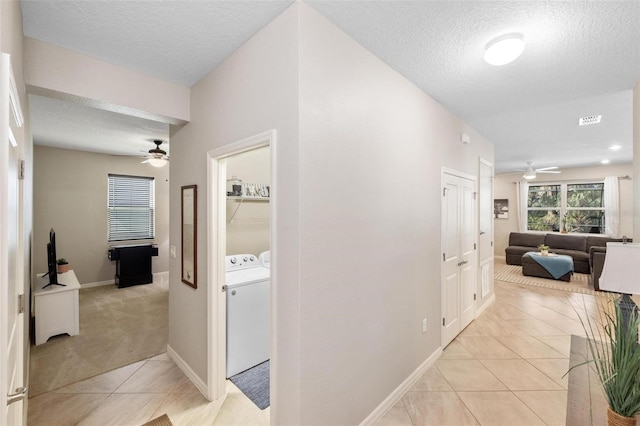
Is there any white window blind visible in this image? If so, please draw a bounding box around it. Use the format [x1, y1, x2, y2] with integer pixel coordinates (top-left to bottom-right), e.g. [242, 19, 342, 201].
[108, 174, 155, 241]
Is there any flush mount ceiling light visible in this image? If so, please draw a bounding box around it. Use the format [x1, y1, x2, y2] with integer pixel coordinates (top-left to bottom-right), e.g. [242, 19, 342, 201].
[601, 159, 610, 164]
[484, 33, 525, 66]
[578, 115, 602, 126]
[609, 144, 622, 151]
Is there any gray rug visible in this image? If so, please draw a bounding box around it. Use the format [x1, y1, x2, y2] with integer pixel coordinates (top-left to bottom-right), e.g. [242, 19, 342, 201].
[229, 360, 270, 410]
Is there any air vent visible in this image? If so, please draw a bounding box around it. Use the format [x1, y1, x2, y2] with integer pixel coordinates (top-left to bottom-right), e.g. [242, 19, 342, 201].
[578, 115, 602, 126]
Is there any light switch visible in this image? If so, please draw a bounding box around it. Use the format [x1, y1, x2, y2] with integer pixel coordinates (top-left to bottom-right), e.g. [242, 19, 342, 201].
[170, 245, 176, 258]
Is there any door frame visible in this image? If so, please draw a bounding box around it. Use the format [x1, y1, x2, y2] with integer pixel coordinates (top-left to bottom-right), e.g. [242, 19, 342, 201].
[440, 167, 477, 347]
[0, 52, 26, 425]
[206, 130, 276, 401]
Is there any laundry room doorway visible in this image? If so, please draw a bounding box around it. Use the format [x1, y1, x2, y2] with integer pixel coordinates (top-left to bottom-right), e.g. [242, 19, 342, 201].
[206, 130, 275, 415]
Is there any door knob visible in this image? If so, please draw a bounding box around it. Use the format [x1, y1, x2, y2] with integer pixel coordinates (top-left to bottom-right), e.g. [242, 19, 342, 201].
[7, 387, 28, 405]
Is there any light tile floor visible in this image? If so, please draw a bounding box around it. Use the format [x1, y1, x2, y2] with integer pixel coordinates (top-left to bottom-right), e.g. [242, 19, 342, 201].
[29, 266, 606, 425]
[377, 275, 607, 426]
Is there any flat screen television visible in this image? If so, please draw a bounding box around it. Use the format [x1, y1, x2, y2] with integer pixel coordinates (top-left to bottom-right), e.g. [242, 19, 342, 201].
[43, 228, 64, 288]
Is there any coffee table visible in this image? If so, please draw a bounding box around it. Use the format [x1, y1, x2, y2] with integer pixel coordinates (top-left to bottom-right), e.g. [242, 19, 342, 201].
[521, 252, 574, 282]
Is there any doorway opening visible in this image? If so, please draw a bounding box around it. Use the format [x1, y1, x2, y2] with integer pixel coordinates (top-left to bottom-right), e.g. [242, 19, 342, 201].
[207, 130, 275, 416]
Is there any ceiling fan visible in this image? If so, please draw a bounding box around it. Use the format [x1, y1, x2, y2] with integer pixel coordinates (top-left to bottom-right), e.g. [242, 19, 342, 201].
[141, 140, 169, 167]
[521, 161, 561, 180]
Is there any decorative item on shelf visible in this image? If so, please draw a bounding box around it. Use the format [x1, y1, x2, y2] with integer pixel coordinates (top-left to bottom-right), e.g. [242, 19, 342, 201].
[242, 183, 269, 199]
[538, 244, 549, 256]
[226, 176, 243, 197]
[56, 258, 70, 273]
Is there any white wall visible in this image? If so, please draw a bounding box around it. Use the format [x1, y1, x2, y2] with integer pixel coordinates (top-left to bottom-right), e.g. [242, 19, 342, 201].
[33, 146, 170, 285]
[226, 147, 270, 256]
[493, 163, 635, 256]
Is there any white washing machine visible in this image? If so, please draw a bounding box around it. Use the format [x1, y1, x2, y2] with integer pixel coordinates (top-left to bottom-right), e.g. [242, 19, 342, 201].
[225, 254, 270, 377]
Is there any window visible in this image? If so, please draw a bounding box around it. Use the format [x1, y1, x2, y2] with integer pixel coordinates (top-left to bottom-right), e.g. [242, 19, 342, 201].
[527, 182, 605, 234]
[108, 174, 155, 241]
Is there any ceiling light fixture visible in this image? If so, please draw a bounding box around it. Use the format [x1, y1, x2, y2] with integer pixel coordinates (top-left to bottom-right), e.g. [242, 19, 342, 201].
[145, 157, 168, 168]
[601, 159, 610, 164]
[523, 170, 536, 180]
[579, 115, 602, 126]
[484, 33, 525, 66]
[609, 144, 622, 151]
[141, 140, 169, 168]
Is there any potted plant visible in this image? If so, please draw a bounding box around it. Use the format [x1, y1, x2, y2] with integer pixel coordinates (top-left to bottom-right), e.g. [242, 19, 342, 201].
[570, 300, 640, 425]
[560, 212, 572, 233]
[538, 244, 549, 256]
[56, 258, 70, 273]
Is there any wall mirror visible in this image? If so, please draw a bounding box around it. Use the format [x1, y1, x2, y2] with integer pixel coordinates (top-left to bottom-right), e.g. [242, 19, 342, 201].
[181, 185, 197, 288]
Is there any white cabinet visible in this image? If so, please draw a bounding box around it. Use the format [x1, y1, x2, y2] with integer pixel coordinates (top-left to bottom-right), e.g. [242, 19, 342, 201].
[34, 270, 80, 345]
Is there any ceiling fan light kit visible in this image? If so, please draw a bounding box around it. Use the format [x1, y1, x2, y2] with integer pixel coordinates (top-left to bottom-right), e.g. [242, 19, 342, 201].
[142, 140, 169, 167]
[484, 33, 525, 66]
[522, 161, 561, 180]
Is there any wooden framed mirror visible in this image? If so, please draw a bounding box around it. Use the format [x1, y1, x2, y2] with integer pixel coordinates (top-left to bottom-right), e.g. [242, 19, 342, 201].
[181, 185, 197, 288]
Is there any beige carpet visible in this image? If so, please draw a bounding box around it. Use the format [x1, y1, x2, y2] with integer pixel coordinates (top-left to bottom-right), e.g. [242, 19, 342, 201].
[494, 261, 606, 296]
[29, 280, 168, 397]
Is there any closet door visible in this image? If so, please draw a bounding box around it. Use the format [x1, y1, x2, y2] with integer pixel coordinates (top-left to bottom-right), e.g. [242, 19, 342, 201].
[441, 171, 476, 347]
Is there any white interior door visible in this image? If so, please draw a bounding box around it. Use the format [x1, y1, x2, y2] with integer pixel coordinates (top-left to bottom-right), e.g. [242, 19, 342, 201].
[441, 171, 476, 347]
[0, 53, 26, 426]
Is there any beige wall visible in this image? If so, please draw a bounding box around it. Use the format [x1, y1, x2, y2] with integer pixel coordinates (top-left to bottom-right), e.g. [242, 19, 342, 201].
[170, 3, 493, 424]
[168, 5, 300, 415]
[33, 146, 169, 285]
[225, 147, 270, 256]
[493, 163, 635, 256]
[24, 38, 189, 125]
[634, 78, 640, 242]
[297, 6, 492, 423]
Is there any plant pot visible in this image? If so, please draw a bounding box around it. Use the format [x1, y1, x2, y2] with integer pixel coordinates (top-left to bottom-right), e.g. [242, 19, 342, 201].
[57, 264, 70, 274]
[540, 250, 548, 256]
[561, 230, 568, 234]
[607, 407, 636, 426]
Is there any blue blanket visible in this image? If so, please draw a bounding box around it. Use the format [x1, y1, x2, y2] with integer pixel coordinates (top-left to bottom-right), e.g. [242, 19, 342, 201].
[525, 251, 574, 279]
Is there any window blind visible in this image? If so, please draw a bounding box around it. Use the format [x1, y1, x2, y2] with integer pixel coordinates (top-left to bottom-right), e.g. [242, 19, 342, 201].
[108, 174, 155, 241]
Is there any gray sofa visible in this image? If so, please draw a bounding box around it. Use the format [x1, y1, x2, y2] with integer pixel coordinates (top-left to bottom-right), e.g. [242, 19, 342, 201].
[505, 232, 629, 281]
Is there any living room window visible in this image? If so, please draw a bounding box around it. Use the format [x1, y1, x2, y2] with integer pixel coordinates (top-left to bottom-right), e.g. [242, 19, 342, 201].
[527, 182, 605, 233]
[107, 174, 155, 241]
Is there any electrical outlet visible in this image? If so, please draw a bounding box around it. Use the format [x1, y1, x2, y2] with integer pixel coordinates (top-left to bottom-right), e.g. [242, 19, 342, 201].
[422, 318, 427, 333]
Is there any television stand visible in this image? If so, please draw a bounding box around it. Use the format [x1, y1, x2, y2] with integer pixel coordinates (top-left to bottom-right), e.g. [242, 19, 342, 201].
[42, 282, 66, 289]
[35, 270, 80, 345]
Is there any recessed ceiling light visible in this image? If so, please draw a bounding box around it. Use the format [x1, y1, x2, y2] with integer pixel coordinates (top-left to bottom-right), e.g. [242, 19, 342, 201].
[601, 159, 610, 164]
[484, 33, 525, 66]
[578, 115, 602, 126]
[609, 144, 621, 151]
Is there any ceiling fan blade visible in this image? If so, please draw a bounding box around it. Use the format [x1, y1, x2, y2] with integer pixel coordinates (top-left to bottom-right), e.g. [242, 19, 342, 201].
[535, 166, 559, 171]
[537, 170, 561, 174]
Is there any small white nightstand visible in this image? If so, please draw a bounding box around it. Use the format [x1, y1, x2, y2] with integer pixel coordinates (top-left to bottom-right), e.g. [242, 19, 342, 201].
[34, 270, 80, 345]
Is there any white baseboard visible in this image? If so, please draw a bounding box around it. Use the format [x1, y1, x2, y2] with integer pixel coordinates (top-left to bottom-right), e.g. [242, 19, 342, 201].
[81, 279, 115, 288]
[476, 293, 496, 317]
[360, 347, 443, 426]
[80, 271, 169, 288]
[167, 344, 209, 399]
[153, 271, 169, 285]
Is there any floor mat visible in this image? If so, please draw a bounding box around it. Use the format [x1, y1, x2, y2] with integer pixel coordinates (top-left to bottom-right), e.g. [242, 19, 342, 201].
[494, 263, 605, 296]
[229, 360, 270, 410]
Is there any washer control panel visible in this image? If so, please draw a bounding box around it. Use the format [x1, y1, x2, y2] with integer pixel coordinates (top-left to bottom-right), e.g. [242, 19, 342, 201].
[225, 254, 260, 271]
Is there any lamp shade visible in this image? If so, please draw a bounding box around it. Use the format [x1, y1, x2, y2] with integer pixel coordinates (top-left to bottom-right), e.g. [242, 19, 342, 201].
[599, 243, 640, 294]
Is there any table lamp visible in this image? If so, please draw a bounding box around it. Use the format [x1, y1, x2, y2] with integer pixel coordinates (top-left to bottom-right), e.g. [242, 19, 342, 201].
[598, 242, 640, 335]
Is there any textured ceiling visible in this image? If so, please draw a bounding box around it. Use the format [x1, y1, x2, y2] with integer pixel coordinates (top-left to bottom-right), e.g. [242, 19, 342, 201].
[20, 0, 640, 173]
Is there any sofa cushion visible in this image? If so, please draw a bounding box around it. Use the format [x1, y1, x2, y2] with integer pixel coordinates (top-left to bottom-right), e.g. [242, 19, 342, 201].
[586, 236, 632, 252]
[509, 232, 546, 248]
[545, 234, 587, 252]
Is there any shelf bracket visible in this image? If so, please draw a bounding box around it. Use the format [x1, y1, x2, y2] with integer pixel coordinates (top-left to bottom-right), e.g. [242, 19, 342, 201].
[228, 198, 244, 223]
